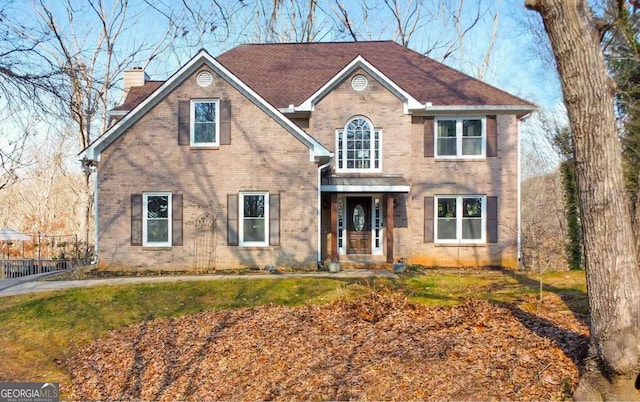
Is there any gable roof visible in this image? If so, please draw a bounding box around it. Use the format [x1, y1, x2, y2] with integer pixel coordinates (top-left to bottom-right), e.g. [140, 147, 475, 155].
[216, 41, 535, 113]
[82, 49, 331, 162]
[112, 41, 535, 118]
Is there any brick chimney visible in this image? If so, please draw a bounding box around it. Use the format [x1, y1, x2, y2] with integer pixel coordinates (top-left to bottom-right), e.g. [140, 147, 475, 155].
[123, 67, 148, 93]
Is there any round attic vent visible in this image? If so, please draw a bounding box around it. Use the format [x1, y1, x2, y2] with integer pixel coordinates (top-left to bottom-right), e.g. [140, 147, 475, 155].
[351, 74, 368, 91]
[197, 71, 213, 87]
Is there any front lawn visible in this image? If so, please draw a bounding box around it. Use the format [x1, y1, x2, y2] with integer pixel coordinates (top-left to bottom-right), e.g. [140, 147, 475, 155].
[0, 269, 587, 399]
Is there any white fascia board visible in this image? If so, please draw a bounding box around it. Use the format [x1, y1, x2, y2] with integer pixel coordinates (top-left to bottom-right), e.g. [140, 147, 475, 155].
[297, 55, 422, 114]
[418, 104, 537, 117]
[82, 50, 330, 162]
[321, 184, 410, 193]
[107, 110, 128, 117]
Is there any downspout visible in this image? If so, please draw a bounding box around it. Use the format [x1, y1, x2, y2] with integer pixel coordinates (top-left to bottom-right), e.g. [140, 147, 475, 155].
[92, 165, 99, 265]
[83, 163, 99, 265]
[517, 117, 523, 267]
[317, 158, 332, 266]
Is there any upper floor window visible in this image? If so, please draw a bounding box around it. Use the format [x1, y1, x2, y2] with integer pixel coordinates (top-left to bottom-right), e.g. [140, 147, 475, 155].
[191, 99, 219, 147]
[435, 117, 485, 158]
[336, 117, 381, 172]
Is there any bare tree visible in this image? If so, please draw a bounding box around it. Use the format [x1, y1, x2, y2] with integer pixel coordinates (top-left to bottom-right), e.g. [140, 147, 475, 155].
[0, 2, 61, 191]
[248, 0, 328, 43]
[381, 0, 424, 47]
[525, 0, 640, 399]
[3, 0, 231, 247]
[330, 0, 501, 75]
[0, 131, 84, 236]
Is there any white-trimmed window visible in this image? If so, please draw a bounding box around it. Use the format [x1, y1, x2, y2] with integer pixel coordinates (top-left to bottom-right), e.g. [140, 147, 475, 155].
[337, 117, 381, 172]
[435, 117, 485, 158]
[239, 192, 269, 246]
[191, 99, 219, 146]
[435, 195, 486, 243]
[143, 193, 172, 247]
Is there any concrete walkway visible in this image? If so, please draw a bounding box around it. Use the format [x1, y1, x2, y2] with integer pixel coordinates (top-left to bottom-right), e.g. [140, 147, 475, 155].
[0, 269, 397, 298]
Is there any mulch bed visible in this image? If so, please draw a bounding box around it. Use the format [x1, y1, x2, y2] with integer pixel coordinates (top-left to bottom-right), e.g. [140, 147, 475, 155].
[67, 292, 589, 400]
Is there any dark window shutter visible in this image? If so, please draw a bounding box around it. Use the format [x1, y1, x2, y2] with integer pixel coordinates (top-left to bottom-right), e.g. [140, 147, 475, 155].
[172, 194, 183, 246]
[178, 100, 190, 145]
[220, 100, 231, 145]
[227, 194, 238, 246]
[270, 193, 280, 246]
[486, 115, 497, 157]
[424, 117, 434, 157]
[131, 194, 142, 246]
[487, 196, 498, 243]
[424, 196, 434, 243]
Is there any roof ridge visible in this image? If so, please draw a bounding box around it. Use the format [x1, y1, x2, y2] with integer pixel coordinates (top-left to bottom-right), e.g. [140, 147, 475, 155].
[230, 40, 397, 47]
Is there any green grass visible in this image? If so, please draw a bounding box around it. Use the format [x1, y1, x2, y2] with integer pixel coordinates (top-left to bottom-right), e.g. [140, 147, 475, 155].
[402, 269, 585, 303]
[0, 269, 587, 393]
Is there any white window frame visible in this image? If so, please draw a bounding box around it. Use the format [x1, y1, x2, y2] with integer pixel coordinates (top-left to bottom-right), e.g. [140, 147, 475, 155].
[190, 99, 220, 147]
[434, 195, 486, 244]
[434, 117, 486, 159]
[338, 197, 346, 255]
[372, 196, 384, 255]
[239, 192, 269, 247]
[142, 192, 172, 247]
[336, 116, 382, 173]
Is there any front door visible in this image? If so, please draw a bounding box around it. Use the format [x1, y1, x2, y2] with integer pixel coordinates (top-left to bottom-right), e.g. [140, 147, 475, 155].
[347, 197, 371, 254]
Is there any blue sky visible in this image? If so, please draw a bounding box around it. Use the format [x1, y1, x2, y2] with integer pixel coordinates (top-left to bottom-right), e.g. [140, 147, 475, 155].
[22, 0, 562, 110]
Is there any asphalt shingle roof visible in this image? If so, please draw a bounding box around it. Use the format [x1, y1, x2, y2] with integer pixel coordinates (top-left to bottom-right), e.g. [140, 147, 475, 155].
[115, 41, 534, 112]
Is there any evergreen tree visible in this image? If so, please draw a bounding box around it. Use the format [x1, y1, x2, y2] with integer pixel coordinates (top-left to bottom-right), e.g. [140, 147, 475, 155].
[553, 127, 582, 270]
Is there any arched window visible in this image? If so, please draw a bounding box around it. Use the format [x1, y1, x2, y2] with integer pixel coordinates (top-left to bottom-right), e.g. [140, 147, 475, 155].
[336, 117, 381, 171]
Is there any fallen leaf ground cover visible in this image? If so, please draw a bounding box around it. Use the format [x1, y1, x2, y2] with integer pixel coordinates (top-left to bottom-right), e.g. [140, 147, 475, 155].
[0, 269, 588, 400]
[69, 290, 588, 400]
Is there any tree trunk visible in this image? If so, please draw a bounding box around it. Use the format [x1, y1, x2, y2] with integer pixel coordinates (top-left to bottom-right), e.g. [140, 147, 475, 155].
[80, 169, 94, 256]
[524, 0, 640, 400]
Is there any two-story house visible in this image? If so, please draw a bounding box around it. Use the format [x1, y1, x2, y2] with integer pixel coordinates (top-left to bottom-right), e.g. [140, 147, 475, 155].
[81, 41, 535, 271]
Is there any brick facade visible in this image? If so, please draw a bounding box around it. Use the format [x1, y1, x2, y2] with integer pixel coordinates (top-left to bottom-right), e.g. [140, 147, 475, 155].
[91, 45, 526, 271]
[311, 70, 520, 268]
[97, 66, 319, 270]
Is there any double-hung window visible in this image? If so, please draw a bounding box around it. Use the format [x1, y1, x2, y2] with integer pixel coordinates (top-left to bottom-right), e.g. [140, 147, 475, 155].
[336, 117, 381, 172]
[191, 99, 219, 147]
[435, 195, 485, 243]
[435, 117, 485, 158]
[239, 192, 269, 246]
[143, 193, 172, 247]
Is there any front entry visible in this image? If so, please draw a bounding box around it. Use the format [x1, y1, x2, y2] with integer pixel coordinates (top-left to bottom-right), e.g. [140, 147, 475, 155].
[347, 197, 371, 254]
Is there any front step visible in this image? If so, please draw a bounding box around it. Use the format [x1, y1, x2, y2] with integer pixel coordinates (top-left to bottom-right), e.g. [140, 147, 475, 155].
[337, 261, 393, 270]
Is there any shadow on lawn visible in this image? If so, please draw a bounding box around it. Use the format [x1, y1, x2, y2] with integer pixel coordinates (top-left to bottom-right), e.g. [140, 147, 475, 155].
[494, 268, 590, 372]
[498, 268, 589, 325]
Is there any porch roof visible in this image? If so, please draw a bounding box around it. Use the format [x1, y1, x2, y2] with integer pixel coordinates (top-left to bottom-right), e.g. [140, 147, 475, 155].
[321, 175, 410, 193]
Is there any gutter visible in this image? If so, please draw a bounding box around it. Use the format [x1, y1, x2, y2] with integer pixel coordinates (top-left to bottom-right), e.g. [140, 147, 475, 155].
[317, 158, 332, 266]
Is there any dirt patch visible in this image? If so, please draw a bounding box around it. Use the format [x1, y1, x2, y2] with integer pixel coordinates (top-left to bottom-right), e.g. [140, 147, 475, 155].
[67, 292, 588, 400]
